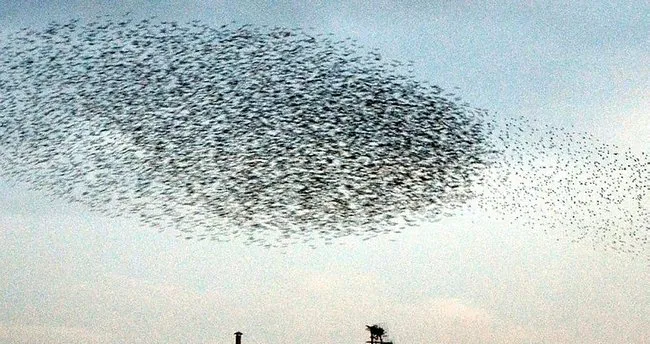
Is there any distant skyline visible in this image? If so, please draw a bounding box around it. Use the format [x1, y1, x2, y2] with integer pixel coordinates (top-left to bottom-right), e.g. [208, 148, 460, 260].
[1, 1, 649, 343]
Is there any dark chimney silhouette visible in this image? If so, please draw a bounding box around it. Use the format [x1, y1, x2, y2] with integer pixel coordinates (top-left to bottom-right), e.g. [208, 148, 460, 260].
[235, 331, 243, 344]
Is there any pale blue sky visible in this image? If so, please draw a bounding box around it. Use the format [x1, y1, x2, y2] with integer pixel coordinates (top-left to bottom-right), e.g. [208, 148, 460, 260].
[1, 1, 649, 343]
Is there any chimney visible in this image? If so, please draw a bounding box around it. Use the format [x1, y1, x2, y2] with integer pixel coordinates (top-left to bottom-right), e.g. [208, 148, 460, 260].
[234, 331, 243, 344]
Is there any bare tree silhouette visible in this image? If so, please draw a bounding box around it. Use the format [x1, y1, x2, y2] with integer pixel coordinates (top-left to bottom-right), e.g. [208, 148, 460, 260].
[366, 325, 392, 344]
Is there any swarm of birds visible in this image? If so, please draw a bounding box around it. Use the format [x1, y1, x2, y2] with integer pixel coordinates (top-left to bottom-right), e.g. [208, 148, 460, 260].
[0, 17, 495, 245]
[475, 118, 649, 258]
[0, 16, 647, 256]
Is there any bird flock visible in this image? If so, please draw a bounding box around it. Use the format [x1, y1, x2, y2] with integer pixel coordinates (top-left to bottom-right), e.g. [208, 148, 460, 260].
[0, 17, 495, 245]
[0, 17, 647, 256]
[476, 118, 649, 258]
